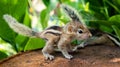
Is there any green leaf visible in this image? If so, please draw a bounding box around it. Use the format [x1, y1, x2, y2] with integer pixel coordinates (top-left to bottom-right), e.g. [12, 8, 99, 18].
[105, 0, 120, 13]
[89, 20, 120, 29]
[24, 38, 45, 51]
[99, 25, 113, 33]
[40, 0, 59, 29]
[23, 10, 31, 26]
[0, 51, 8, 60]
[42, 0, 59, 9]
[0, 38, 17, 60]
[113, 0, 120, 6]
[42, 0, 50, 7]
[109, 15, 120, 23]
[40, 9, 50, 29]
[15, 35, 28, 51]
[0, 0, 28, 51]
[89, 20, 112, 27]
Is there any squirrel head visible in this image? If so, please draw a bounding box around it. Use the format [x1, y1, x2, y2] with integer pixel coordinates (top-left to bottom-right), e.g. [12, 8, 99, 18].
[61, 4, 92, 40]
[65, 21, 92, 40]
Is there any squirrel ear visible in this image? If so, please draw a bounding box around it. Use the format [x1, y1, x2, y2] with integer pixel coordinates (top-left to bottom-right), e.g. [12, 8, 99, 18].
[67, 25, 74, 33]
[61, 4, 86, 25]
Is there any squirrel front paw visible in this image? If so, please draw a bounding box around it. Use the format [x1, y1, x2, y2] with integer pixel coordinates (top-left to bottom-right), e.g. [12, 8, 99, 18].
[64, 54, 73, 59]
[44, 54, 54, 60]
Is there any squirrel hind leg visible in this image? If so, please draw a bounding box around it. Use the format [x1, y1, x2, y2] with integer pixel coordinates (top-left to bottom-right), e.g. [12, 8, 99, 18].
[42, 39, 55, 60]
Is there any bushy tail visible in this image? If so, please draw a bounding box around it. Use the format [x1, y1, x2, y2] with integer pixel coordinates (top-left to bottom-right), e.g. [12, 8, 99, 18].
[107, 34, 120, 46]
[61, 4, 84, 23]
[3, 14, 37, 37]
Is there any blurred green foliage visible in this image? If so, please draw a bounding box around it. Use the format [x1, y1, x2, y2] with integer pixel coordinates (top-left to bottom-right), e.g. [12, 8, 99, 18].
[0, 0, 120, 60]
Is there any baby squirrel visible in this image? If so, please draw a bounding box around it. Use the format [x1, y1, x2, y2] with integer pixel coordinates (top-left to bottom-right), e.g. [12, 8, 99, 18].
[3, 4, 91, 60]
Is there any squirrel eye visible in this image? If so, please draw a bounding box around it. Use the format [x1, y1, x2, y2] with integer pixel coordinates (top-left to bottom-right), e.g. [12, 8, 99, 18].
[78, 29, 83, 34]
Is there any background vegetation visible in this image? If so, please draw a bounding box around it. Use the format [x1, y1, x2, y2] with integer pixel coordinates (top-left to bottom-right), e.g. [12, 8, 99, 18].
[0, 0, 120, 60]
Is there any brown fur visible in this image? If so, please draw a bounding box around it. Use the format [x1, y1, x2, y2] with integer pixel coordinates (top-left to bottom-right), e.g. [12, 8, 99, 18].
[37, 21, 91, 60]
[3, 9, 91, 60]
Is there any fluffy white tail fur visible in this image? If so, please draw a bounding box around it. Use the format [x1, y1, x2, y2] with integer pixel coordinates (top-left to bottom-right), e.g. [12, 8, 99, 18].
[3, 14, 36, 37]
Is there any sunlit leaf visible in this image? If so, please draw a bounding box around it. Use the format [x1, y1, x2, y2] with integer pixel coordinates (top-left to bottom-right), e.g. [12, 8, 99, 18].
[109, 15, 120, 23]
[0, 0, 28, 50]
[15, 35, 28, 51]
[24, 38, 45, 51]
[40, 9, 49, 29]
[0, 38, 17, 60]
[23, 10, 31, 27]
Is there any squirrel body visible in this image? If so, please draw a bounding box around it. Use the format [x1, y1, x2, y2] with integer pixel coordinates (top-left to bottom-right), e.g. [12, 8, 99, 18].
[3, 4, 91, 60]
